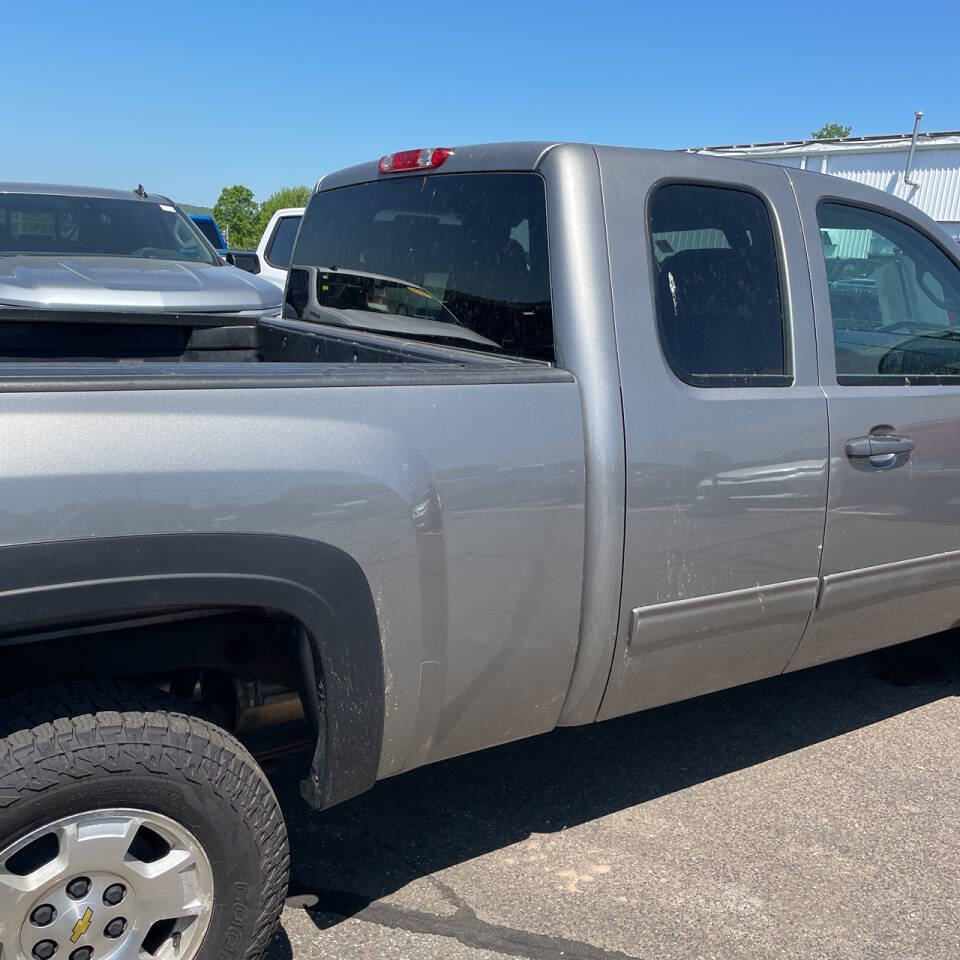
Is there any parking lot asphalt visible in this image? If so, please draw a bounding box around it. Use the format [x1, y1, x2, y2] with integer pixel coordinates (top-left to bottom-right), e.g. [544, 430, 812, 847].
[263, 633, 959, 960]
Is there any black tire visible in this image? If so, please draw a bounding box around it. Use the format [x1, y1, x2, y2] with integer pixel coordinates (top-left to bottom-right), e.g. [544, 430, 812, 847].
[0, 682, 289, 960]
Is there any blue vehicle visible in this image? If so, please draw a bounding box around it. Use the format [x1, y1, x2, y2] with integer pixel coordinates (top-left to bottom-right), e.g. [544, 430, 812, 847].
[190, 213, 227, 253]
[190, 212, 261, 273]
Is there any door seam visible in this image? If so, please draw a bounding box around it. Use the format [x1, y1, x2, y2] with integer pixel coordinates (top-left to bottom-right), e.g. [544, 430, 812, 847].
[781, 167, 832, 673]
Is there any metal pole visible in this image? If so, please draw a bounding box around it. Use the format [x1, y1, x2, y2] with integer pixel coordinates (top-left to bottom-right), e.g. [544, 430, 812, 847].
[904, 111, 924, 187]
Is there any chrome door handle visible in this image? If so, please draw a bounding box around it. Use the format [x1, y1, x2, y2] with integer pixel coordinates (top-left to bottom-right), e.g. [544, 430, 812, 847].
[845, 434, 915, 465]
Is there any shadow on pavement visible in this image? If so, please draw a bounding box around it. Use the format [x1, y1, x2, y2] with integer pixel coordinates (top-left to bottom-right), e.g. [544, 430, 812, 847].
[265, 631, 960, 934]
[265, 924, 293, 960]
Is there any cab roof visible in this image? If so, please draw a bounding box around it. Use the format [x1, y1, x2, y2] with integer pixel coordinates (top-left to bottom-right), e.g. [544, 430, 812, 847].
[314, 140, 840, 193]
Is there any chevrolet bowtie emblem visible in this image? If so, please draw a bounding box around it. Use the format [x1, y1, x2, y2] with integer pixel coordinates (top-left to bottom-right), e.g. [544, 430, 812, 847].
[71, 907, 94, 944]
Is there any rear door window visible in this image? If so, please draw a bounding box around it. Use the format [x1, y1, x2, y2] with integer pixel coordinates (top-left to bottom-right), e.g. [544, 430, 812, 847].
[649, 183, 788, 386]
[818, 202, 960, 382]
[289, 173, 553, 361]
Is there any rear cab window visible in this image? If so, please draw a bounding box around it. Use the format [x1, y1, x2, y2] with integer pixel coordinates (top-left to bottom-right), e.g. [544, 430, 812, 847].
[288, 173, 553, 361]
[648, 183, 789, 386]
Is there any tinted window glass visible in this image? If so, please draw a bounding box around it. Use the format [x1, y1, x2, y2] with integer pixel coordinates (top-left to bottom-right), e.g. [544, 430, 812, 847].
[193, 218, 224, 248]
[0, 194, 217, 264]
[818, 202, 960, 380]
[290, 173, 552, 360]
[649, 183, 787, 384]
[265, 215, 301, 269]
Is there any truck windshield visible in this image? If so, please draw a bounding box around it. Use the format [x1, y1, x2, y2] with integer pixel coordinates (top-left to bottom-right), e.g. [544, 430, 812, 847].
[288, 173, 553, 361]
[0, 193, 218, 265]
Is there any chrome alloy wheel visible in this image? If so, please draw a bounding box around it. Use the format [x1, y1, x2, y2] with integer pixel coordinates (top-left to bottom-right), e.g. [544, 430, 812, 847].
[1, 810, 214, 960]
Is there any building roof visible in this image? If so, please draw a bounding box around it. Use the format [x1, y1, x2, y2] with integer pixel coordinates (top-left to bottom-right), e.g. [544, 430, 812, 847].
[688, 131, 960, 227]
[690, 131, 960, 157]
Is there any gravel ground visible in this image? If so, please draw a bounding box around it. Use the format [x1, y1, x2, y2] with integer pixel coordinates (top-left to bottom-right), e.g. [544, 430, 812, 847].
[263, 633, 960, 960]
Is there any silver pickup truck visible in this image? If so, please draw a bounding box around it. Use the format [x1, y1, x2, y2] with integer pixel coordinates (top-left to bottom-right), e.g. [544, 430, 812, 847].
[2, 142, 959, 960]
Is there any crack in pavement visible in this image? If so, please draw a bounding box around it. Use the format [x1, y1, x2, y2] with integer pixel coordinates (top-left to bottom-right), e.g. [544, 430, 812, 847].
[287, 813, 643, 959]
[288, 890, 644, 960]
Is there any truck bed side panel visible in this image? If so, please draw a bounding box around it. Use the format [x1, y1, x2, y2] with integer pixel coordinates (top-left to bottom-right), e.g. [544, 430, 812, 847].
[0, 376, 585, 776]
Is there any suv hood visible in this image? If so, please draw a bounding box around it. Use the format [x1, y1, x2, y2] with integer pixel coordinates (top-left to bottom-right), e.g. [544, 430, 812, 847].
[0, 256, 282, 313]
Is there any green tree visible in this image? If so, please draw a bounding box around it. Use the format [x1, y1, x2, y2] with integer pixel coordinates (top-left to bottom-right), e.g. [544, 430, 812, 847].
[213, 184, 259, 248]
[811, 122, 852, 140]
[255, 185, 311, 237]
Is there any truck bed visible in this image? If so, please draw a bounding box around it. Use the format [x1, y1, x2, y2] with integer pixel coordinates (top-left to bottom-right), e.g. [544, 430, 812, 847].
[0, 309, 527, 367]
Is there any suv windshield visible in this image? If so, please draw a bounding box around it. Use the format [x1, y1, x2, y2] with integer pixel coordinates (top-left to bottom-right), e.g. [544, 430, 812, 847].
[288, 172, 553, 360]
[0, 193, 218, 265]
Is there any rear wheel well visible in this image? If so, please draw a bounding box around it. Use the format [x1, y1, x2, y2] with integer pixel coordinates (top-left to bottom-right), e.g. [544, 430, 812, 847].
[0, 533, 383, 810]
[0, 607, 320, 743]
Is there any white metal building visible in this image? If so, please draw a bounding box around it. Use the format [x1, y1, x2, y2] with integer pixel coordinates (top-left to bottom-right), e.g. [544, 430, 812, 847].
[692, 130, 960, 240]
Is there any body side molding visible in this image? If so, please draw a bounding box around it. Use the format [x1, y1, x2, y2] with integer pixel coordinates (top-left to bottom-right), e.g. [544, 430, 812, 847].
[817, 548, 960, 612]
[628, 545, 960, 657]
[628, 578, 820, 654]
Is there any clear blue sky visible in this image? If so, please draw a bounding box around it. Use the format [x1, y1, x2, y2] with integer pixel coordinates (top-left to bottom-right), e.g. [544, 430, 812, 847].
[4, 0, 958, 207]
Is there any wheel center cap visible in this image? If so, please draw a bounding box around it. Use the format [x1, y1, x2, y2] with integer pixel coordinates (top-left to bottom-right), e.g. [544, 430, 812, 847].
[19, 871, 137, 960]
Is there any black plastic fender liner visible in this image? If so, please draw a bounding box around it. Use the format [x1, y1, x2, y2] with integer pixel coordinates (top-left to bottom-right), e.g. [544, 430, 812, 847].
[0, 533, 384, 810]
